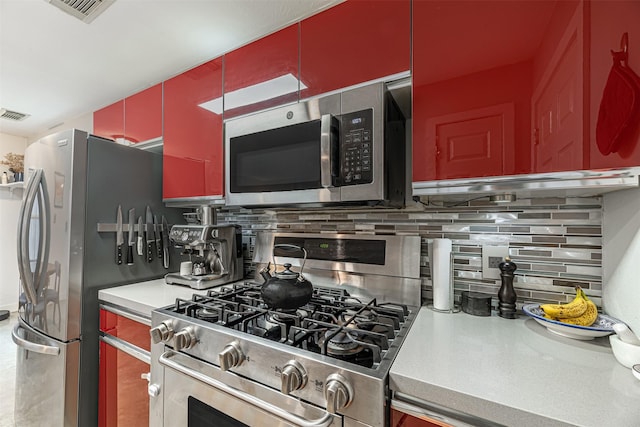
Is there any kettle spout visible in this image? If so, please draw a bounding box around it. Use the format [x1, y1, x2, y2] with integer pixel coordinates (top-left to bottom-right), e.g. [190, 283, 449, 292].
[259, 262, 272, 282]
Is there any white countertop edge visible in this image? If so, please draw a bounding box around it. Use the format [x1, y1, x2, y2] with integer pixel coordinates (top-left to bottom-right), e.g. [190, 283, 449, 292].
[98, 279, 210, 318]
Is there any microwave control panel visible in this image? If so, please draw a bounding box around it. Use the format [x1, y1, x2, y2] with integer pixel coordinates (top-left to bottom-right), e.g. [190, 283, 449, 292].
[340, 109, 374, 185]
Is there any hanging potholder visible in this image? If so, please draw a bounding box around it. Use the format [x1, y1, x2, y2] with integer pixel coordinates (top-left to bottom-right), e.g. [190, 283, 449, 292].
[596, 50, 640, 155]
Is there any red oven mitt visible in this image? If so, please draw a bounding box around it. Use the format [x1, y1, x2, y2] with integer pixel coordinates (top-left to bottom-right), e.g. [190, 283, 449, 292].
[596, 50, 640, 155]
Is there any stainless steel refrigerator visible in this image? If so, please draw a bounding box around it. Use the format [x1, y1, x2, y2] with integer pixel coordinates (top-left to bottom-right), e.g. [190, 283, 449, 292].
[12, 129, 185, 426]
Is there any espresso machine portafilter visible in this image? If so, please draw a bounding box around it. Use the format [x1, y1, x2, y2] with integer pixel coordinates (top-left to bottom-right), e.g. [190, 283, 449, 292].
[164, 224, 244, 289]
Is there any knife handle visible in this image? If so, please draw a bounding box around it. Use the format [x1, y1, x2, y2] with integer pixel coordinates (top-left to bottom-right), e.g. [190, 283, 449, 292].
[137, 235, 144, 256]
[147, 239, 154, 263]
[126, 244, 134, 265]
[157, 239, 163, 259]
[163, 247, 170, 269]
[116, 244, 123, 265]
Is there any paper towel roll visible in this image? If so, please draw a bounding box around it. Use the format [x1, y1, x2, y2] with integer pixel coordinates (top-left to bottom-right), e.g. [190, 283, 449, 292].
[430, 238, 453, 311]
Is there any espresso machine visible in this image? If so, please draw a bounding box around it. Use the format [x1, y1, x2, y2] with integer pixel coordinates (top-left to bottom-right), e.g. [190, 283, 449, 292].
[164, 223, 244, 289]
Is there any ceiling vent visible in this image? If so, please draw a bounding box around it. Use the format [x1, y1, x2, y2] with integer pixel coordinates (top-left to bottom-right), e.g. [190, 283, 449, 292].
[46, 0, 116, 23]
[0, 108, 30, 121]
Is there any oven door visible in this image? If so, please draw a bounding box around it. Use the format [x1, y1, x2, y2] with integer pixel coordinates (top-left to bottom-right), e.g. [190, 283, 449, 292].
[225, 96, 341, 207]
[155, 350, 341, 427]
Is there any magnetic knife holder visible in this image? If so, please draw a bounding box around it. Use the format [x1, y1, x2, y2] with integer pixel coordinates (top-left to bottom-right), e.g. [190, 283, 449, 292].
[96, 223, 168, 233]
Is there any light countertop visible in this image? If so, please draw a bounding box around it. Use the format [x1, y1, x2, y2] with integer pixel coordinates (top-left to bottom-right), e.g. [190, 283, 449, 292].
[390, 307, 640, 427]
[98, 279, 210, 319]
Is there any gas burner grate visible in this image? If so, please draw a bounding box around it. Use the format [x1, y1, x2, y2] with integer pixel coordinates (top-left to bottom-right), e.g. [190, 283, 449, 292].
[169, 284, 410, 368]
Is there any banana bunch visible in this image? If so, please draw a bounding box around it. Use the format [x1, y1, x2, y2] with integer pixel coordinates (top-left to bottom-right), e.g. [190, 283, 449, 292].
[540, 287, 598, 327]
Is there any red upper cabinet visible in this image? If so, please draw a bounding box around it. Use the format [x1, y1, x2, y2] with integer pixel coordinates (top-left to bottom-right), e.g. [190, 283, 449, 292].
[93, 100, 124, 141]
[412, 0, 586, 183]
[300, 0, 410, 99]
[124, 83, 163, 144]
[224, 24, 299, 119]
[589, 1, 640, 169]
[94, 84, 162, 145]
[163, 58, 224, 201]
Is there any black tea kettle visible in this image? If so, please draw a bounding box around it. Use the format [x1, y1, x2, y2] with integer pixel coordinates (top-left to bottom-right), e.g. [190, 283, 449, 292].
[260, 244, 313, 310]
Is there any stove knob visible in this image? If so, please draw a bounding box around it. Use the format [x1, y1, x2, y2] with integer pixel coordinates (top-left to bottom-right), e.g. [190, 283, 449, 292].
[148, 383, 161, 398]
[281, 360, 307, 395]
[219, 341, 244, 371]
[324, 373, 353, 414]
[150, 321, 174, 344]
[173, 327, 196, 351]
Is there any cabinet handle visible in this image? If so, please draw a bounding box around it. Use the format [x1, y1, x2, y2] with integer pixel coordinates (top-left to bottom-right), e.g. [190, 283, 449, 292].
[100, 332, 151, 364]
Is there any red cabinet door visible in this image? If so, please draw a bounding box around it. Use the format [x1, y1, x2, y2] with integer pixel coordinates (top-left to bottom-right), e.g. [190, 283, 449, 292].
[300, 0, 410, 99]
[412, 1, 583, 183]
[589, 1, 640, 169]
[224, 24, 299, 119]
[94, 100, 124, 141]
[163, 57, 224, 200]
[124, 83, 163, 144]
[99, 310, 150, 427]
[391, 408, 449, 427]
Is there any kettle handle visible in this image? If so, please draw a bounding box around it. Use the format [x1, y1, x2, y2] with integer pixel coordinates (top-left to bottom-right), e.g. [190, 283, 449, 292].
[273, 244, 308, 275]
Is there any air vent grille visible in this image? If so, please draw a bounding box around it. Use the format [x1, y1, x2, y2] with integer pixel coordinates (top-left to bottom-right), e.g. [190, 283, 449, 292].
[46, 0, 116, 23]
[0, 108, 29, 122]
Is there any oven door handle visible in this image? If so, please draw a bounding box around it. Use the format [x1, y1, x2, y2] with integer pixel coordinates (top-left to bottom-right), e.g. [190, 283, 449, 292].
[159, 350, 334, 427]
[320, 114, 338, 189]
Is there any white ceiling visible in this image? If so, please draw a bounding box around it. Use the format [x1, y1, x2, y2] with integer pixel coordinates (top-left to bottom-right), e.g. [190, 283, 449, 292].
[0, 0, 342, 139]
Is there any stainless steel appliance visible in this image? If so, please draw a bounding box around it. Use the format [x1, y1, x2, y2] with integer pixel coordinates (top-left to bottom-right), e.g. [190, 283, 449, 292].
[225, 81, 406, 207]
[165, 224, 244, 289]
[149, 232, 422, 427]
[12, 129, 185, 427]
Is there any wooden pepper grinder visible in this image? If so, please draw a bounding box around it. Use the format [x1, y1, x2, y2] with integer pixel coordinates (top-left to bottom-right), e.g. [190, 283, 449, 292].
[498, 256, 518, 319]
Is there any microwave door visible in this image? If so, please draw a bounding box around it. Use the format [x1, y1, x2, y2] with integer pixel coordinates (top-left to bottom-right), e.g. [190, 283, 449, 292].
[226, 116, 340, 207]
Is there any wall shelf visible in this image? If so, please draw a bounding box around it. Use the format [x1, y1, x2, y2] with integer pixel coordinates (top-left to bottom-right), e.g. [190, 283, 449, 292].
[0, 182, 24, 196]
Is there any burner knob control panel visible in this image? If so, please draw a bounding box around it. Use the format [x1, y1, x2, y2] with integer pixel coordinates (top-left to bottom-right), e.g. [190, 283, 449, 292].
[219, 341, 244, 371]
[324, 373, 353, 414]
[173, 327, 196, 351]
[150, 321, 174, 344]
[281, 360, 307, 395]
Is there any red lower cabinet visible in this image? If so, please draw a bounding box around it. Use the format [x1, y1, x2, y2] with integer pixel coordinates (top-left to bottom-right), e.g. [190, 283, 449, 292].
[99, 309, 150, 427]
[391, 408, 450, 427]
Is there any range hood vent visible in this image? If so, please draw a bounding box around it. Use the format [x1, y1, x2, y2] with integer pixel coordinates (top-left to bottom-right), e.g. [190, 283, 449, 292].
[0, 108, 29, 121]
[46, 0, 116, 23]
[413, 168, 640, 201]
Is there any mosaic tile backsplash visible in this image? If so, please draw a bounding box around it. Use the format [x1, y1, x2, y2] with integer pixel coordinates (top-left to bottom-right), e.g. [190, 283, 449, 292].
[216, 196, 603, 309]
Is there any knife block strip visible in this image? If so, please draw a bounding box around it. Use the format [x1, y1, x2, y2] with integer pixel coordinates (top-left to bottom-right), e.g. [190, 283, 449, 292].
[97, 223, 165, 233]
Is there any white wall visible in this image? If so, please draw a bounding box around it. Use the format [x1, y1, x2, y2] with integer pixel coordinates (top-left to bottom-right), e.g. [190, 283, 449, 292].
[28, 112, 93, 144]
[0, 189, 21, 311]
[603, 187, 640, 336]
[0, 133, 27, 311]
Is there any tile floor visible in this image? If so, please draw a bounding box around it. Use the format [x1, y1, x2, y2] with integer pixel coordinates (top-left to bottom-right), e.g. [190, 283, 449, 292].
[0, 311, 17, 427]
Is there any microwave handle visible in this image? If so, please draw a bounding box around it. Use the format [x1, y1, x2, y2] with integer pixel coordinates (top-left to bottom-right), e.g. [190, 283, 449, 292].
[320, 114, 338, 188]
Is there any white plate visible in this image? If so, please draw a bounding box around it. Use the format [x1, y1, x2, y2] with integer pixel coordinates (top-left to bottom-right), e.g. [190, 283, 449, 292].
[523, 304, 617, 340]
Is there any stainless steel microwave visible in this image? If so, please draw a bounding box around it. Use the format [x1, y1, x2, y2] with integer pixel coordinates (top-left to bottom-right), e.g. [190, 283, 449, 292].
[224, 81, 406, 207]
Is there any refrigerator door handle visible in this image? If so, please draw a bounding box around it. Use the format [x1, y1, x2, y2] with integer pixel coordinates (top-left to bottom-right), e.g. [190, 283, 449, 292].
[17, 168, 42, 304]
[11, 321, 60, 356]
[33, 174, 51, 298]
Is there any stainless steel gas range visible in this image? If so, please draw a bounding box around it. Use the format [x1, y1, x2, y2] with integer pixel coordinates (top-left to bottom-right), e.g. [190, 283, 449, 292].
[149, 232, 422, 427]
